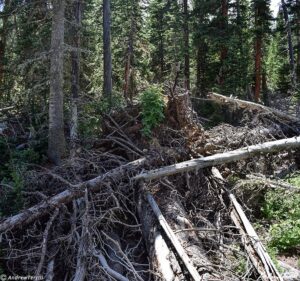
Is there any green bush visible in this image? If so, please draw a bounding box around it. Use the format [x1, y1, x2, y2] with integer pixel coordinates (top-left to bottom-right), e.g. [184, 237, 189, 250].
[269, 219, 300, 250]
[262, 190, 300, 251]
[79, 93, 125, 138]
[0, 148, 40, 216]
[139, 85, 165, 137]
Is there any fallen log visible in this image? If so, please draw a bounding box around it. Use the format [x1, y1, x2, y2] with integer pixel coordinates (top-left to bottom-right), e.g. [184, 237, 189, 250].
[137, 191, 181, 281]
[2, 136, 300, 233]
[212, 168, 283, 281]
[230, 195, 283, 281]
[146, 192, 213, 281]
[207, 92, 300, 124]
[0, 158, 146, 233]
[135, 136, 300, 181]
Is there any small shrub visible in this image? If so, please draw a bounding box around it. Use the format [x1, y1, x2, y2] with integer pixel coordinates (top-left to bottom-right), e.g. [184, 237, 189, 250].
[139, 85, 165, 137]
[79, 93, 125, 137]
[262, 190, 300, 251]
[0, 148, 40, 216]
[270, 219, 300, 250]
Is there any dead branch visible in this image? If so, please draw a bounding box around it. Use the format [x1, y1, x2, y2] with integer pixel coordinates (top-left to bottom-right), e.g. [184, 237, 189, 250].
[73, 189, 89, 281]
[36, 208, 59, 276]
[0, 106, 14, 113]
[93, 249, 129, 281]
[45, 259, 55, 281]
[246, 174, 299, 192]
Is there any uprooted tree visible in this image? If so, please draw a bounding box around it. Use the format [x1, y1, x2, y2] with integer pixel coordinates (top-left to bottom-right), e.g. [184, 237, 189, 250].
[1, 90, 300, 281]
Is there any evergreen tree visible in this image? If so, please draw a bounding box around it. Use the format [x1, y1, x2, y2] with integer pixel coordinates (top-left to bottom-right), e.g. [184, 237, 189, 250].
[252, 0, 272, 101]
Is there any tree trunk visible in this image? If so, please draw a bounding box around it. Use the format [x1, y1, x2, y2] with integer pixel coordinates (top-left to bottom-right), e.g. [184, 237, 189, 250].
[70, 0, 83, 148]
[135, 136, 300, 181]
[262, 68, 269, 106]
[183, 0, 190, 90]
[0, 0, 10, 85]
[48, 0, 66, 165]
[296, 0, 300, 82]
[138, 186, 214, 280]
[196, 41, 207, 97]
[281, 0, 297, 87]
[219, 0, 228, 86]
[123, 4, 136, 103]
[254, 35, 262, 102]
[103, 0, 112, 103]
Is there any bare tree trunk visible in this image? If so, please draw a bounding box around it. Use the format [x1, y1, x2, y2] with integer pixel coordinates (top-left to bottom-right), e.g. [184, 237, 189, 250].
[123, 4, 136, 103]
[296, 0, 300, 82]
[0, 0, 10, 85]
[48, 0, 66, 165]
[254, 35, 262, 102]
[103, 0, 112, 103]
[183, 0, 190, 90]
[219, 0, 228, 86]
[196, 43, 207, 97]
[70, 0, 83, 150]
[281, 0, 297, 87]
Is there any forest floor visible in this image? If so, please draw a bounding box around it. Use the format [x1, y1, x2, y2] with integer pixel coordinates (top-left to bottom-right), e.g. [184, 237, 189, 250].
[0, 91, 300, 281]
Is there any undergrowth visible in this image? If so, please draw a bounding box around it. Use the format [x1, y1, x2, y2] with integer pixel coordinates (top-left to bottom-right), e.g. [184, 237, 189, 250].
[139, 85, 165, 137]
[0, 139, 40, 216]
[262, 174, 300, 252]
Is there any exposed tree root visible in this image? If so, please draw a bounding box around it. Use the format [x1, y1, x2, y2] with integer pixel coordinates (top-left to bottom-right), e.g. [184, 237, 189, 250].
[1, 92, 299, 280]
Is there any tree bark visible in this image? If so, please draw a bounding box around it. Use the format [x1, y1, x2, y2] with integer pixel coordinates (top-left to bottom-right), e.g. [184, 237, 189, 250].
[219, 0, 228, 86]
[254, 35, 262, 102]
[70, 0, 83, 147]
[281, 0, 297, 87]
[207, 92, 300, 124]
[183, 0, 190, 90]
[103, 0, 112, 103]
[196, 41, 207, 97]
[0, 0, 10, 85]
[123, 3, 136, 103]
[135, 136, 300, 181]
[48, 0, 66, 165]
[296, 0, 300, 82]
[0, 158, 146, 233]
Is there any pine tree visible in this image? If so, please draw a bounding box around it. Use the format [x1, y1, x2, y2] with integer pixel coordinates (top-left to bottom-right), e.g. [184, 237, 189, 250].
[252, 0, 272, 102]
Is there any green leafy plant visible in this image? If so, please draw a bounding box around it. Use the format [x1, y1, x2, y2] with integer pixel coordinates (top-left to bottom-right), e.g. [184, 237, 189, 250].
[139, 85, 165, 137]
[262, 190, 300, 251]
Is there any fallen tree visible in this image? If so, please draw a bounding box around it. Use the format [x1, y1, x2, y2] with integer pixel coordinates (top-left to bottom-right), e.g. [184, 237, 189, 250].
[1, 136, 300, 234]
[0, 158, 146, 233]
[212, 168, 283, 281]
[207, 92, 300, 124]
[135, 136, 300, 181]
